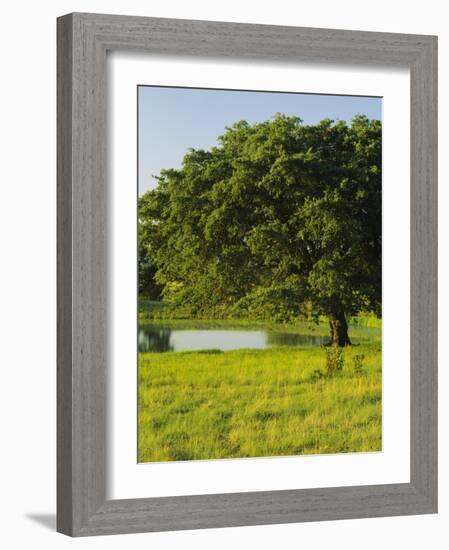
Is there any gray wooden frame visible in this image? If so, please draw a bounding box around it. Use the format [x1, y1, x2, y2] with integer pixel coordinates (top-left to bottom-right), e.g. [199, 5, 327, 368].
[57, 12, 438, 537]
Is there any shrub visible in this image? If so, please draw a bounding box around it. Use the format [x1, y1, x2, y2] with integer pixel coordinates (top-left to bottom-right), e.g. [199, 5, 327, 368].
[310, 368, 326, 383]
[325, 345, 344, 374]
[353, 354, 365, 375]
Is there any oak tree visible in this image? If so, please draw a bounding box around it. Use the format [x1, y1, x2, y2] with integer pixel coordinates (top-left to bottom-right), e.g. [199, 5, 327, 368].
[138, 114, 381, 345]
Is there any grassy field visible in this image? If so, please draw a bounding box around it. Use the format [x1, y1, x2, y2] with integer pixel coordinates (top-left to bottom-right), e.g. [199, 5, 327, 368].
[138, 343, 382, 462]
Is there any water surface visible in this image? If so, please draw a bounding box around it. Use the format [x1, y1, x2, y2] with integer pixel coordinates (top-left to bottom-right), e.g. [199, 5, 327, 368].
[138, 324, 378, 353]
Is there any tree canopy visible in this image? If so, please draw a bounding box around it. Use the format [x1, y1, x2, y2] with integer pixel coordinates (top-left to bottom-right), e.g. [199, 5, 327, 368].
[138, 114, 381, 345]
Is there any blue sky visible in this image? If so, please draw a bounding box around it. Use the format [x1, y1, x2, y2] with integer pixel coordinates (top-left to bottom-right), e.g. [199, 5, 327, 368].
[138, 86, 381, 195]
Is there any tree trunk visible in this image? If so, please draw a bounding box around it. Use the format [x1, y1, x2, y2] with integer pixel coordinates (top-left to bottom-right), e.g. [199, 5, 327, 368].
[328, 308, 351, 346]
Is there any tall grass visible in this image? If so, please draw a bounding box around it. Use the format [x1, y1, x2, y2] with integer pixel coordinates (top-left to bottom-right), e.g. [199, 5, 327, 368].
[138, 344, 381, 462]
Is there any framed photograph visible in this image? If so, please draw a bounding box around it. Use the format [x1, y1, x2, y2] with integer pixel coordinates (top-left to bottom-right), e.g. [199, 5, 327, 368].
[57, 12, 437, 536]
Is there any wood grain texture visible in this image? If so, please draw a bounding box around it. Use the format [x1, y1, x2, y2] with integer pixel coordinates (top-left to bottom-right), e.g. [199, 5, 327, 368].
[409, 37, 438, 508]
[57, 13, 74, 536]
[57, 12, 438, 536]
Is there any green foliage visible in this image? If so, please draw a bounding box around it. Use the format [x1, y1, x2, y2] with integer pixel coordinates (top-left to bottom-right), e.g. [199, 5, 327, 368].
[325, 345, 344, 374]
[353, 353, 366, 375]
[138, 223, 162, 299]
[138, 344, 381, 462]
[346, 313, 382, 329]
[138, 114, 382, 340]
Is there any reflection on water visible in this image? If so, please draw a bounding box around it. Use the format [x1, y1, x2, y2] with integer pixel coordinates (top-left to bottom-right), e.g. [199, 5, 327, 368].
[138, 325, 353, 352]
[138, 327, 174, 352]
[267, 331, 329, 347]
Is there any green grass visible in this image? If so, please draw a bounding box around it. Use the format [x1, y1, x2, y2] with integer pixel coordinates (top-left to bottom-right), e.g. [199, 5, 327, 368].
[138, 343, 382, 462]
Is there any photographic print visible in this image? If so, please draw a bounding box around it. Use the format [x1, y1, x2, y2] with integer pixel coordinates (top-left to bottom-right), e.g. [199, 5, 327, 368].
[137, 86, 382, 463]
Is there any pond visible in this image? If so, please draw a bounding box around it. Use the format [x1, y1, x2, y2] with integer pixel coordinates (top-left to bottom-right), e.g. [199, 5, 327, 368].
[138, 324, 378, 353]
